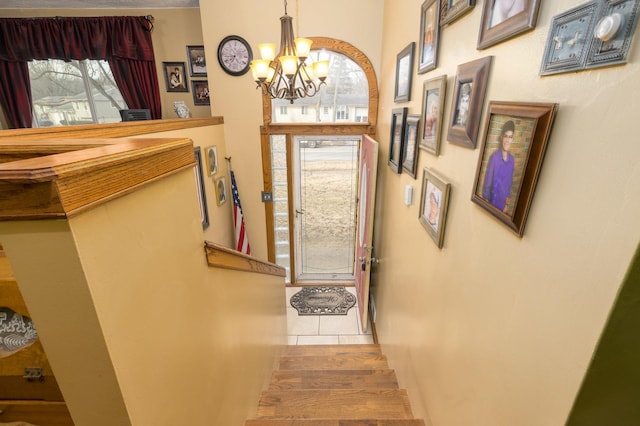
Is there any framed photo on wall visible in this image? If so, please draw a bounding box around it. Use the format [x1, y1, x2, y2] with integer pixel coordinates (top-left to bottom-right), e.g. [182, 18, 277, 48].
[206, 146, 218, 176]
[215, 176, 228, 206]
[446, 56, 492, 149]
[419, 167, 451, 249]
[402, 114, 421, 178]
[187, 45, 207, 77]
[441, 0, 476, 27]
[394, 42, 415, 102]
[418, 0, 440, 74]
[419, 75, 447, 156]
[162, 62, 188, 92]
[477, 0, 541, 50]
[192, 80, 210, 105]
[471, 101, 558, 236]
[388, 107, 408, 173]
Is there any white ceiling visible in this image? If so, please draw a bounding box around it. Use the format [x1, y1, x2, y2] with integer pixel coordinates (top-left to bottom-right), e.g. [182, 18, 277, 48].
[0, 0, 199, 8]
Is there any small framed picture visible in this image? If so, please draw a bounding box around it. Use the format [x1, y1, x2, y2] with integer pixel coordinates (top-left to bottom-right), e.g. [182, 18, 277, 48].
[193, 147, 210, 229]
[447, 56, 492, 149]
[471, 101, 558, 237]
[192, 80, 210, 106]
[419, 167, 451, 249]
[186, 45, 207, 77]
[205, 146, 218, 176]
[394, 42, 415, 103]
[162, 62, 188, 92]
[402, 114, 421, 178]
[215, 176, 228, 206]
[418, 0, 440, 74]
[477, 0, 541, 50]
[441, 0, 476, 27]
[419, 74, 447, 156]
[389, 107, 408, 173]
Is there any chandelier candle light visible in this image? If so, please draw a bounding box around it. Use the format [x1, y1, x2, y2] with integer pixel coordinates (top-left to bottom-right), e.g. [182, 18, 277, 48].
[250, 0, 329, 103]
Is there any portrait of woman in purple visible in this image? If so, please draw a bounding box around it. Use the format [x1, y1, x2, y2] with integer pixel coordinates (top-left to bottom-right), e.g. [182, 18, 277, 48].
[482, 120, 515, 212]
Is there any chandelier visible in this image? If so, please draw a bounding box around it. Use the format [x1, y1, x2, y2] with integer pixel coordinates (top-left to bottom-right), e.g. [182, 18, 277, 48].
[250, 0, 329, 104]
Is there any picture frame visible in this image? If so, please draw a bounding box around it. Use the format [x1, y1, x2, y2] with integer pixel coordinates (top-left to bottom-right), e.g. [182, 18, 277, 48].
[205, 146, 218, 176]
[402, 114, 421, 178]
[446, 56, 492, 149]
[388, 107, 408, 174]
[215, 176, 228, 206]
[419, 75, 447, 156]
[441, 0, 476, 26]
[418, 0, 440, 74]
[162, 62, 188, 92]
[477, 0, 541, 50]
[193, 147, 210, 229]
[471, 101, 558, 237]
[186, 45, 207, 77]
[394, 42, 415, 102]
[418, 167, 451, 249]
[192, 80, 210, 106]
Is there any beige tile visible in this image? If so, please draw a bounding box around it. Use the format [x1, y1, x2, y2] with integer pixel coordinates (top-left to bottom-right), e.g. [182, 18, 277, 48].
[339, 334, 374, 344]
[319, 309, 359, 335]
[287, 307, 319, 335]
[297, 335, 340, 345]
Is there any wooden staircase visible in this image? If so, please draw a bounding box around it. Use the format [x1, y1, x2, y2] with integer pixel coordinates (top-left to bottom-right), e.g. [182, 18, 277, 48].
[245, 344, 425, 425]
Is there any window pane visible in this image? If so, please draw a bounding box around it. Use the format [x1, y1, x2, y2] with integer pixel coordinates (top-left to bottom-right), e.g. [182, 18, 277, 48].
[272, 51, 368, 124]
[29, 59, 127, 127]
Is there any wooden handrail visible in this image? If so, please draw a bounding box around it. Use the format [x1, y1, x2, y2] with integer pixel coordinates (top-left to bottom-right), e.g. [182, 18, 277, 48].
[204, 241, 286, 277]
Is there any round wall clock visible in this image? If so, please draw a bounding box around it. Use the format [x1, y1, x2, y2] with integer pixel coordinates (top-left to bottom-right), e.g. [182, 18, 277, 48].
[217, 35, 253, 76]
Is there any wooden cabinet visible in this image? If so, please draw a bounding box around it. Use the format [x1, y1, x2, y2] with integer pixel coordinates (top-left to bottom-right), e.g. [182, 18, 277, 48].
[0, 249, 74, 425]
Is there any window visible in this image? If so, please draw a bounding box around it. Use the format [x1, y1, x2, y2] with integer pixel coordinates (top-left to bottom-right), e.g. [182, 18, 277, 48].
[29, 59, 127, 127]
[279, 106, 288, 115]
[336, 106, 349, 120]
[301, 106, 308, 115]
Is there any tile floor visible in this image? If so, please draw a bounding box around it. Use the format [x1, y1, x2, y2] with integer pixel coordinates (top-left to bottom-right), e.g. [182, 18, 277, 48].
[286, 285, 374, 345]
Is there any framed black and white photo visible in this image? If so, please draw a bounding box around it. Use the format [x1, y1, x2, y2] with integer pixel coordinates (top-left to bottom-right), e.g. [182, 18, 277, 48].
[389, 107, 408, 173]
[402, 114, 421, 178]
[394, 42, 415, 102]
[187, 45, 207, 77]
[162, 62, 188, 92]
[419, 75, 447, 156]
[192, 80, 210, 106]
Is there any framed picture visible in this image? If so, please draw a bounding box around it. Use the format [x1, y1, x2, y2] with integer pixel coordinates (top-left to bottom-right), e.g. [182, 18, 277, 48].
[206, 146, 218, 176]
[193, 147, 210, 229]
[441, 0, 476, 26]
[418, 0, 440, 74]
[402, 114, 421, 178]
[388, 107, 408, 173]
[192, 80, 210, 106]
[419, 167, 451, 248]
[477, 0, 541, 50]
[186, 45, 207, 77]
[394, 42, 415, 102]
[446, 56, 492, 149]
[162, 62, 188, 92]
[471, 101, 558, 237]
[419, 75, 447, 156]
[215, 176, 228, 206]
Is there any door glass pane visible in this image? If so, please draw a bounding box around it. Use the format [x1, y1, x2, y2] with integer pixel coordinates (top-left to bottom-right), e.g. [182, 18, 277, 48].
[272, 51, 368, 124]
[270, 135, 291, 283]
[296, 137, 359, 280]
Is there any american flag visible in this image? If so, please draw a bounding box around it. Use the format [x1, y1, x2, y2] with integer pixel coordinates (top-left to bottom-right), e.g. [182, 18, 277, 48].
[230, 170, 251, 255]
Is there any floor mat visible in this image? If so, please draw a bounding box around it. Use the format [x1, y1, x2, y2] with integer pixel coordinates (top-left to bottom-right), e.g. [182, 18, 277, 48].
[290, 286, 356, 315]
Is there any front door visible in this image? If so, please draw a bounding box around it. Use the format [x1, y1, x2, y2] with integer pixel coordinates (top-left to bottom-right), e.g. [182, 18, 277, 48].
[354, 135, 378, 332]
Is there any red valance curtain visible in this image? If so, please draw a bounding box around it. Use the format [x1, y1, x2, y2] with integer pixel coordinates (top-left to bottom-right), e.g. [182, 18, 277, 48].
[0, 16, 161, 129]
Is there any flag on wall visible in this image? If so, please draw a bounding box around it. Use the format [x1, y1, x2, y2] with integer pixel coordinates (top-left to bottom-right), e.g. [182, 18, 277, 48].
[230, 169, 251, 255]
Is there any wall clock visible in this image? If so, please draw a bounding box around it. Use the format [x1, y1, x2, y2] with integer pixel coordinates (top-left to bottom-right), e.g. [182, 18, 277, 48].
[217, 35, 253, 76]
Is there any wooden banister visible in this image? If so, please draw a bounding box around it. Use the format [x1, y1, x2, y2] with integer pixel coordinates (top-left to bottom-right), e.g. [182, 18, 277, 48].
[204, 241, 286, 277]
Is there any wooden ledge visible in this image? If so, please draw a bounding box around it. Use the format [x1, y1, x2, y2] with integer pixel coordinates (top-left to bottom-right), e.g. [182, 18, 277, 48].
[0, 117, 223, 141]
[204, 241, 286, 277]
[0, 137, 196, 220]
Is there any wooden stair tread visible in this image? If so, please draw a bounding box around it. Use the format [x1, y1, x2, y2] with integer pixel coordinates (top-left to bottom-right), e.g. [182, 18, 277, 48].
[246, 420, 426, 425]
[283, 344, 382, 357]
[270, 369, 399, 390]
[256, 389, 414, 420]
[279, 354, 388, 370]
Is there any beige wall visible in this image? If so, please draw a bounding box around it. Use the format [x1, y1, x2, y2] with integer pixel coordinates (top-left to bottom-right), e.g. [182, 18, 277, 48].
[372, 2, 640, 426]
[0, 167, 286, 425]
[0, 8, 210, 119]
[198, 0, 385, 260]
